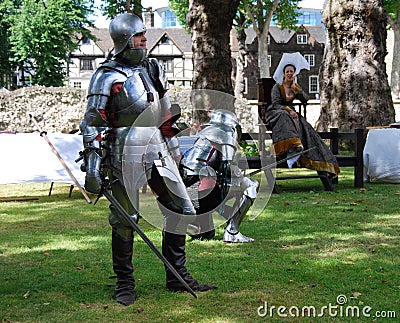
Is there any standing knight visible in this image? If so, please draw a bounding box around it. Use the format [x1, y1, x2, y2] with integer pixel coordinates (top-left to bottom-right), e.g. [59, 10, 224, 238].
[80, 13, 216, 306]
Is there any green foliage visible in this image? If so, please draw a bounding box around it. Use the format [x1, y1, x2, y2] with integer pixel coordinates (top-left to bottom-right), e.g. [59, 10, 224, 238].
[384, 0, 400, 23]
[0, 0, 22, 88]
[243, 0, 301, 32]
[274, 0, 301, 31]
[169, 0, 189, 30]
[169, 0, 301, 33]
[240, 141, 259, 156]
[100, 0, 143, 19]
[5, 0, 94, 87]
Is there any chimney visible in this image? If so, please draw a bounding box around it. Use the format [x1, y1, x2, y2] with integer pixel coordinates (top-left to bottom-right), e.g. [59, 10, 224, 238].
[143, 7, 154, 28]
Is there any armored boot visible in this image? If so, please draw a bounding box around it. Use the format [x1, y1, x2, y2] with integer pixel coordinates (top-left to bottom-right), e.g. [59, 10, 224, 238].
[162, 231, 217, 292]
[223, 195, 255, 243]
[111, 230, 136, 306]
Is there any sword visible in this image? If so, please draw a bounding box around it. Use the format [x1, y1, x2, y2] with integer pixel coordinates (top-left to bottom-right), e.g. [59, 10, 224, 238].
[246, 146, 316, 177]
[101, 187, 198, 299]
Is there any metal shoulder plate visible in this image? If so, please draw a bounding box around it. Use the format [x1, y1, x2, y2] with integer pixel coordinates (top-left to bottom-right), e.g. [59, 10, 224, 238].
[87, 60, 132, 97]
[85, 60, 134, 126]
[199, 125, 237, 147]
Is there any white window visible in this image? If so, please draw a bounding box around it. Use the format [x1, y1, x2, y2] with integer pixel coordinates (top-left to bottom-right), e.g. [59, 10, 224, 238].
[159, 58, 173, 73]
[80, 58, 94, 71]
[309, 75, 319, 93]
[304, 54, 315, 67]
[73, 82, 81, 88]
[297, 34, 308, 44]
[267, 35, 270, 45]
[268, 55, 271, 67]
[244, 77, 248, 95]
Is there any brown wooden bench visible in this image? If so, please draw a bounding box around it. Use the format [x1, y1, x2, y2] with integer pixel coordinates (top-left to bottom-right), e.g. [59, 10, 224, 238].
[239, 127, 366, 191]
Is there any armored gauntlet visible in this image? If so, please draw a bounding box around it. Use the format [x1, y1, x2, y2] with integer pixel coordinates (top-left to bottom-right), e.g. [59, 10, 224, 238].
[80, 123, 105, 194]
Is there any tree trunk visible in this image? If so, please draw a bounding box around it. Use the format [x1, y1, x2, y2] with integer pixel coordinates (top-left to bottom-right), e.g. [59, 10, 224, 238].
[258, 27, 271, 78]
[234, 14, 247, 99]
[187, 0, 239, 124]
[316, 0, 395, 132]
[389, 10, 400, 98]
[188, 0, 239, 94]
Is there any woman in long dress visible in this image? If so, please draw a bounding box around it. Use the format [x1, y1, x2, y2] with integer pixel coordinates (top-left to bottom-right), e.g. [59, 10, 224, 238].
[266, 63, 340, 178]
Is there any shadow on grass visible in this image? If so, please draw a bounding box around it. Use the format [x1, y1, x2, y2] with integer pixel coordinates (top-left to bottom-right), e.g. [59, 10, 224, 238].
[1, 175, 399, 322]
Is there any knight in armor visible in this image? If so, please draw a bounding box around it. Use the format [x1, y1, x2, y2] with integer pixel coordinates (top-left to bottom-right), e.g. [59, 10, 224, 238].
[180, 109, 259, 243]
[80, 13, 216, 306]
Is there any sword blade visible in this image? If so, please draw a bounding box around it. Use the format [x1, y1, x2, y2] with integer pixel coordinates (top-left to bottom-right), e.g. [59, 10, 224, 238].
[247, 146, 316, 177]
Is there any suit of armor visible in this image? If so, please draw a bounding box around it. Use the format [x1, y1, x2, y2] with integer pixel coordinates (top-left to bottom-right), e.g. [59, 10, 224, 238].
[180, 110, 259, 243]
[80, 13, 215, 306]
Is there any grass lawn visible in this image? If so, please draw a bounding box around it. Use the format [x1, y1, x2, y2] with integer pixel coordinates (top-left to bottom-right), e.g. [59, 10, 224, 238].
[0, 169, 399, 322]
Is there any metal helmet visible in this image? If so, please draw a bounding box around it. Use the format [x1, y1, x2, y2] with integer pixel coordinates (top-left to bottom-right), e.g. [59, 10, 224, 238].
[208, 109, 239, 128]
[109, 13, 146, 55]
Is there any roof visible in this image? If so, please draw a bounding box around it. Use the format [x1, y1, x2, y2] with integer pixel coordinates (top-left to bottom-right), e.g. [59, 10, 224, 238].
[146, 28, 192, 53]
[88, 27, 192, 54]
[245, 25, 325, 45]
[88, 27, 114, 53]
[302, 25, 326, 44]
[88, 24, 324, 56]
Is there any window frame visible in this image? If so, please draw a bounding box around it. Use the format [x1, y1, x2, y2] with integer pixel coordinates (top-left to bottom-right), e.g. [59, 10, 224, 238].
[309, 75, 319, 93]
[80, 58, 94, 71]
[297, 34, 308, 44]
[304, 54, 315, 67]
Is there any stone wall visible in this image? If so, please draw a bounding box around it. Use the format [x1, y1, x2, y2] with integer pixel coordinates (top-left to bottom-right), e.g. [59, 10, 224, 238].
[0, 86, 258, 134]
[0, 86, 87, 133]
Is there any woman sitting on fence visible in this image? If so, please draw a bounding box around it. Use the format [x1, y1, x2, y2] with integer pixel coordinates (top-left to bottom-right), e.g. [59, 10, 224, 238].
[265, 52, 340, 179]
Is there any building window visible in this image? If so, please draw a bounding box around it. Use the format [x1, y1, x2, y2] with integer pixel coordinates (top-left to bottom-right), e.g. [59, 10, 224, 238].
[161, 10, 178, 27]
[304, 54, 315, 67]
[267, 35, 270, 45]
[268, 55, 271, 67]
[309, 75, 319, 93]
[73, 82, 82, 88]
[161, 35, 171, 45]
[297, 10, 323, 26]
[244, 77, 248, 95]
[297, 34, 308, 44]
[81, 36, 91, 45]
[80, 58, 94, 71]
[159, 58, 173, 73]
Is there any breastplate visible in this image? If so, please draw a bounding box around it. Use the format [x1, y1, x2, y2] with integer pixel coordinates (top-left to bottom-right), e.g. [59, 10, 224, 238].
[109, 67, 161, 127]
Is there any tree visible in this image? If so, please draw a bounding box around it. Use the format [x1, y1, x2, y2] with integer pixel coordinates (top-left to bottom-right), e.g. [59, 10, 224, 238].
[234, 9, 248, 99]
[187, 0, 239, 95]
[385, 0, 400, 98]
[101, 0, 143, 19]
[185, 0, 239, 123]
[169, 0, 189, 31]
[8, 0, 94, 87]
[243, 0, 300, 78]
[0, 17, 12, 88]
[170, 0, 245, 97]
[316, 0, 395, 131]
[0, 0, 23, 88]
